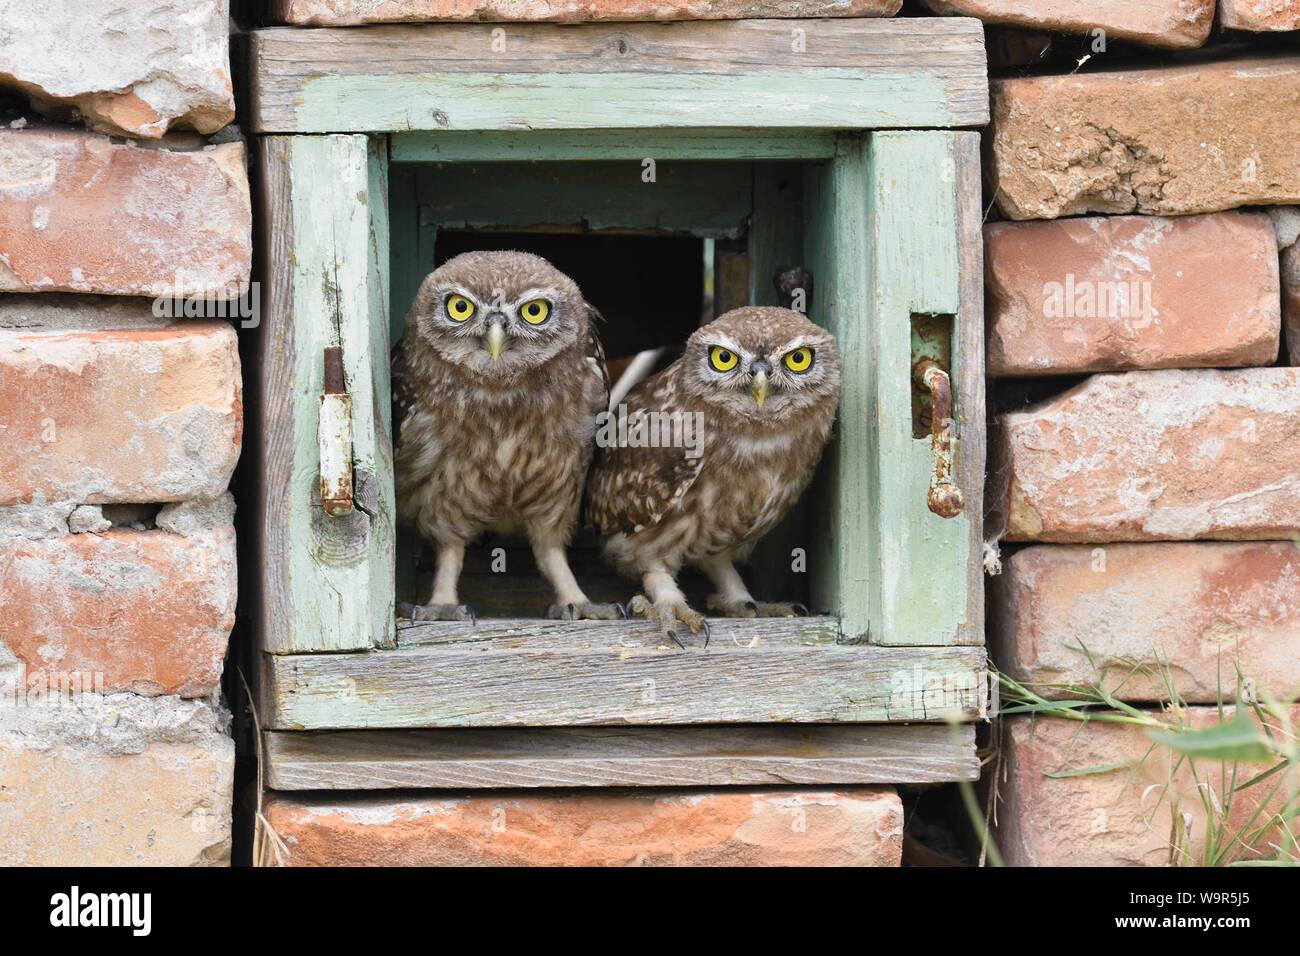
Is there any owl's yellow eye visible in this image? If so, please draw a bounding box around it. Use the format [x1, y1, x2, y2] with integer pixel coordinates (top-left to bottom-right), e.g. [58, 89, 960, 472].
[783, 348, 814, 373]
[446, 294, 475, 322]
[709, 346, 739, 372]
[520, 299, 550, 325]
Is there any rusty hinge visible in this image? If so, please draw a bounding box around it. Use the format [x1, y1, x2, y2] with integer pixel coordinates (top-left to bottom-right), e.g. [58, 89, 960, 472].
[913, 358, 965, 519]
[319, 345, 354, 517]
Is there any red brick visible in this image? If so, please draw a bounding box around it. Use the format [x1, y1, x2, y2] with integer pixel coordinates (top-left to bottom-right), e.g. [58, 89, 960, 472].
[0, 0, 234, 138]
[0, 130, 250, 297]
[273, 0, 900, 24]
[994, 542, 1300, 702]
[0, 322, 242, 505]
[0, 529, 235, 698]
[1220, 0, 1300, 31]
[0, 734, 233, 866]
[993, 368, 1300, 542]
[986, 212, 1280, 376]
[988, 58, 1300, 220]
[921, 0, 1213, 48]
[996, 711, 1294, 866]
[265, 788, 903, 866]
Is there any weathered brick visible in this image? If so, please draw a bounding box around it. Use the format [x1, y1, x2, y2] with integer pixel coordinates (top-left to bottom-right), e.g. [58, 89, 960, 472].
[993, 368, 1300, 542]
[265, 788, 903, 866]
[986, 212, 1280, 376]
[0, 322, 242, 505]
[1284, 240, 1300, 364]
[274, 0, 900, 24]
[0, 529, 235, 698]
[994, 542, 1300, 702]
[0, 130, 251, 297]
[921, 0, 1213, 48]
[996, 711, 1292, 866]
[1220, 0, 1300, 32]
[0, 734, 233, 865]
[988, 57, 1300, 220]
[0, 1, 234, 139]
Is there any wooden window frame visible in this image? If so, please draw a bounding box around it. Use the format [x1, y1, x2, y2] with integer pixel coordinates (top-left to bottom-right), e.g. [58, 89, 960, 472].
[248, 18, 990, 787]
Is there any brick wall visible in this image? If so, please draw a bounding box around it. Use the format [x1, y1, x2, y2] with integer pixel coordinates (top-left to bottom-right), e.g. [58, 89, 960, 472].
[967, 0, 1300, 865]
[0, 1, 247, 865]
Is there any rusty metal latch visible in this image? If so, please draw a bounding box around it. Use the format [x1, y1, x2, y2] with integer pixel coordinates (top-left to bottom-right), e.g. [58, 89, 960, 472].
[319, 345, 354, 517]
[914, 358, 965, 519]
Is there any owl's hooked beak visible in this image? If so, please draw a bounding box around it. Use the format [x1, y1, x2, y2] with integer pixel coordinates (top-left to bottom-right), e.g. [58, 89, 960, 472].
[484, 314, 508, 361]
[749, 361, 771, 408]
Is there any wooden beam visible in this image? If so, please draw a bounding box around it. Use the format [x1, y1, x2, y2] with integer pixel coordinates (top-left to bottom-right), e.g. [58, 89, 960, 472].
[391, 129, 839, 163]
[261, 618, 989, 729]
[411, 161, 753, 238]
[264, 723, 980, 790]
[951, 130, 987, 647]
[249, 19, 989, 133]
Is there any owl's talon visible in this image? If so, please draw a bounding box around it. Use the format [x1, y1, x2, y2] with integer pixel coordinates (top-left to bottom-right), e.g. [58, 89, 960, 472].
[399, 602, 477, 623]
[706, 595, 806, 619]
[628, 594, 708, 648]
[546, 601, 624, 621]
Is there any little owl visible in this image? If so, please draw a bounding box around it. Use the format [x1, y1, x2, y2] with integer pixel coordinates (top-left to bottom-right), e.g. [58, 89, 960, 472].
[392, 251, 621, 622]
[585, 306, 842, 645]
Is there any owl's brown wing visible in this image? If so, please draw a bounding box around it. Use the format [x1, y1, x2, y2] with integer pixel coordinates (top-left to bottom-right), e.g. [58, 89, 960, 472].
[584, 303, 611, 415]
[584, 366, 704, 537]
[390, 337, 414, 453]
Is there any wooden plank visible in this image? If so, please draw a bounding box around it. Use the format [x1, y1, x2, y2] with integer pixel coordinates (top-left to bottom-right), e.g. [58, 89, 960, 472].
[264, 723, 980, 790]
[951, 131, 987, 647]
[391, 129, 839, 163]
[256, 135, 395, 654]
[868, 132, 981, 647]
[261, 621, 989, 728]
[412, 161, 752, 238]
[249, 19, 989, 133]
[396, 614, 839, 648]
[805, 135, 875, 641]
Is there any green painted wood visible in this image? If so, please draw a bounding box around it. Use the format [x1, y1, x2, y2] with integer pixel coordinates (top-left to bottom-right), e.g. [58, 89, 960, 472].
[257, 134, 395, 653]
[391, 129, 839, 163]
[249, 19, 989, 134]
[867, 132, 979, 646]
[261, 618, 990, 729]
[805, 135, 875, 641]
[298, 70, 962, 134]
[412, 162, 752, 239]
[744, 163, 811, 603]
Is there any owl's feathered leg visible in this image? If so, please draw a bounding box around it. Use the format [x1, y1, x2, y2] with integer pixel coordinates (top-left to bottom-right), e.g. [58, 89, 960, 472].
[529, 524, 623, 621]
[701, 554, 807, 619]
[628, 564, 709, 648]
[397, 537, 476, 623]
